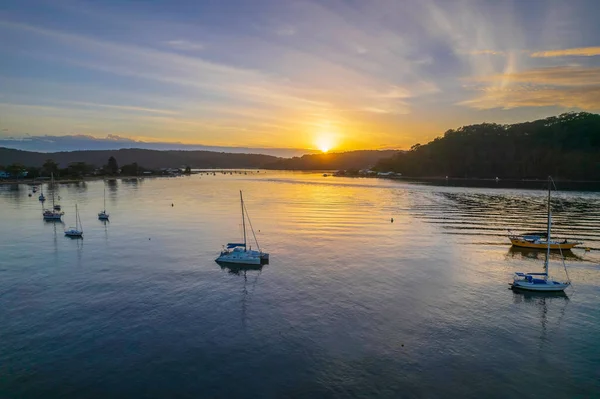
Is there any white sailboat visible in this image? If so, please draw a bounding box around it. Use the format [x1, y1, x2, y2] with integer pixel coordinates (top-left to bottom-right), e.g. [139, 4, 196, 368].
[216, 191, 269, 265]
[98, 181, 109, 220]
[43, 173, 64, 220]
[510, 177, 571, 292]
[65, 204, 83, 238]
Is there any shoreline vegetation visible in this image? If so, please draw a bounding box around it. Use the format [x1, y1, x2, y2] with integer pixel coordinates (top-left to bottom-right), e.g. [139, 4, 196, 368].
[3, 173, 600, 192]
[1, 112, 598, 184]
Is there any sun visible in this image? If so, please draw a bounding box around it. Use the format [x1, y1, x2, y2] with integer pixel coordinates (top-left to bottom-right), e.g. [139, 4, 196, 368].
[315, 135, 335, 153]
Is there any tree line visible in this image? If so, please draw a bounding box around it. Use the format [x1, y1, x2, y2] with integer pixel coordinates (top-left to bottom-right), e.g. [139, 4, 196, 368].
[0, 148, 279, 170]
[263, 150, 397, 170]
[0, 156, 193, 179]
[0, 147, 396, 175]
[375, 112, 600, 180]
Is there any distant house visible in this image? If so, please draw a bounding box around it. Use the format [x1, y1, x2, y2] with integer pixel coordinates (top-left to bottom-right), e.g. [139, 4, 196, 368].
[0, 170, 28, 178]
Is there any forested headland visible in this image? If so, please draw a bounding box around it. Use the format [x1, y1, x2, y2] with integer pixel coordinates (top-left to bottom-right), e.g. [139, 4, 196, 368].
[375, 112, 600, 180]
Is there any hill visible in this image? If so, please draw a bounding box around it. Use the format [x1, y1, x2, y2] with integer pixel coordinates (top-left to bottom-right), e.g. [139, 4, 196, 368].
[0, 148, 278, 169]
[0, 147, 396, 172]
[375, 112, 600, 180]
[264, 150, 398, 171]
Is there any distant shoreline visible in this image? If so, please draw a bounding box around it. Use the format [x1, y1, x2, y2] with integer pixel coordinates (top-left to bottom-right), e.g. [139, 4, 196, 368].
[383, 176, 600, 184]
[372, 176, 600, 191]
[2, 172, 600, 192]
[0, 174, 187, 185]
[0, 170, 263, 185]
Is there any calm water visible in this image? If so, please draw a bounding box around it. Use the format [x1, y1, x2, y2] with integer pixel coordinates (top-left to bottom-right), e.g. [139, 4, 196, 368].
[1, 172, 599, 398]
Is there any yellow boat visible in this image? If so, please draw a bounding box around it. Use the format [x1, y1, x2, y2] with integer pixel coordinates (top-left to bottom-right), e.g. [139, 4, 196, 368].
[508, 233, 580, 250]
[508, 176, 582, 251]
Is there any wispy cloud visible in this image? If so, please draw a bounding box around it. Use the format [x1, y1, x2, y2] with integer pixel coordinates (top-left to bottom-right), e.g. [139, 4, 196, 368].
[469, 66, 600, 86]
[530, 46, 600, 58]
[56, 100, 180, 115]
[162, 39, 205, 51]
[276, 25, 296, 36]
[464, 50, 506, 56]
[459, 85, 600, 110]
[460, 66, 600, 110]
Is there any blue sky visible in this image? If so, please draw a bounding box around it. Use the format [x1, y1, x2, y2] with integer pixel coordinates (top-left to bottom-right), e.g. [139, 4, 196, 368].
[1, 0, 599, 151]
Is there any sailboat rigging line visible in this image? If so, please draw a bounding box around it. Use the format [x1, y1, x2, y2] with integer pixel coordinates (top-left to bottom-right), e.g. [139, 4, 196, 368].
[240, 191, 247, 250]
[558, 244, 572, 287]
[243, 201, 261, 252]
[549, 176, 569, 219]
[549, 177, 572, 287]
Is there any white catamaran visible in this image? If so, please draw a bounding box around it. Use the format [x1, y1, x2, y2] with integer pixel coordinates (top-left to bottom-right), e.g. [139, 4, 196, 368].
[216, 191, 269, 265]
[510, 177, 571, 292]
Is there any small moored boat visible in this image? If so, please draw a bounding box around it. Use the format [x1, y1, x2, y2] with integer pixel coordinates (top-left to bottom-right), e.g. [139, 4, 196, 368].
[42, 173, 63, 221]
[98, 180, 109, 220]
[509, 231, 580, 250]
[65, 204, 83, 238]
[508, 177, 581, 250]
[216, 191, 269, 265]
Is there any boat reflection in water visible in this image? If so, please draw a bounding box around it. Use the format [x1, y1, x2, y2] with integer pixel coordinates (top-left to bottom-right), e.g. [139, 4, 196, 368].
[511, 288, 570, 350]
[507, 246, 583, 261]
[217, 262, 264, 275]
[218, 262, 264, 328]
[511, 287, 569, 301]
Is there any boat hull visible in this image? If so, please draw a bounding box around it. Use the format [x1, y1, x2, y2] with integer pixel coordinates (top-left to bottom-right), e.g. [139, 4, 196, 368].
[510, 281, 569, 292]
[215, 256, 261, 265]
[509, 238, 578, 250]
[43, 214, 63, 220]
[65, 231, 83, 238]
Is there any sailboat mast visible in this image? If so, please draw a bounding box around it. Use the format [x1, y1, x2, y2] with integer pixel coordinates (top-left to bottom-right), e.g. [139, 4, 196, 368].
[51, 172, 55, 208]
[545, 176, 552, 275]
[103, 182, 106, 212]
[546, 176, 551, 241]
[240, 191, 247, 250]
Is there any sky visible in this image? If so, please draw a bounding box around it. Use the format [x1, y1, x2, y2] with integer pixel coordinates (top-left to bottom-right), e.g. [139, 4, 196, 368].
[1, 0, 600, 153]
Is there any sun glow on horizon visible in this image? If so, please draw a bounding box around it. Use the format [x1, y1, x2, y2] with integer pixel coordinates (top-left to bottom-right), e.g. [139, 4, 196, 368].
[315, 134, 336, 153]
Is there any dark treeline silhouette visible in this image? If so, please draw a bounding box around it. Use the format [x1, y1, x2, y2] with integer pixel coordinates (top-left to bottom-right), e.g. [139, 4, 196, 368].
[0, 148, 396, 172]
[264, 150, 397, 170]
[0, 148, 279, 170]
[375, 112, 600, 180]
